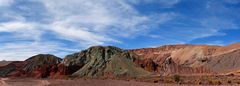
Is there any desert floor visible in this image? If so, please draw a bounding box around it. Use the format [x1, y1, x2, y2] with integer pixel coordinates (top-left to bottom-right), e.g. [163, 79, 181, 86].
[0, 78, 237, 86]
[0, 78, 189, 86]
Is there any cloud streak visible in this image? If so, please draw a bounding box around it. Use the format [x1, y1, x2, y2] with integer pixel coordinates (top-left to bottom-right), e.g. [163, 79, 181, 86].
[0, 0, 176, 60]
[0, 0, 239, 60]
[0, 0, 13, 7]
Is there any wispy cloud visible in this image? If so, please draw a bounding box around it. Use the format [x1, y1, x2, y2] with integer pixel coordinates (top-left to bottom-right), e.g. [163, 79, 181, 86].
[223, 0, 240, 4]
[0, 0, 176, 60]
[0, 0, 13, 7]
[133, 0, 181, 7]
[147, 0, 240, 46]
[0, 0, 239, 60]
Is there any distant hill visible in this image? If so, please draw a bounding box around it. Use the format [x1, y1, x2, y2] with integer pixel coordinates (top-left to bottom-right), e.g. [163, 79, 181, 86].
[0, 54, 61, 78]
[0, 61, 12, 67]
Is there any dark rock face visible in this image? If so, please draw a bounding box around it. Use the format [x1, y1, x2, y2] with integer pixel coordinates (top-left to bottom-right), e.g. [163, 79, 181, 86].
[134, 58, 159, 72]
[58, 52, 88, 75]
[61, 46, 150, 78]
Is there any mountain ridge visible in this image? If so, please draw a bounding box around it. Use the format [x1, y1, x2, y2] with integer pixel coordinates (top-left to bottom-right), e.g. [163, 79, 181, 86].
[1, 42, 240, 78]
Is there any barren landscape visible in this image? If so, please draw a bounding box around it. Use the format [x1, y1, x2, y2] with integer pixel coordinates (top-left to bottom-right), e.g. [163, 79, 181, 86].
[0, 78, 187, 86]
[1, 43, 240, 86]
[1, 0, 240, 86]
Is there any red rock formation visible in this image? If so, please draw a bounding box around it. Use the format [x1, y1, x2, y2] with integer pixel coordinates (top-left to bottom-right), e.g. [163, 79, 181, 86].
[0, 54, 62, 78]
[130, 43, 240, 75]
[0, 61, 27, 77]
[134, 58, 159, 72]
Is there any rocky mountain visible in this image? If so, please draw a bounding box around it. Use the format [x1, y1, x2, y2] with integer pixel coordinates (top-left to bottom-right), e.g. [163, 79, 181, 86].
[1, 43, 240, 78]
[60, 46, 150, 78]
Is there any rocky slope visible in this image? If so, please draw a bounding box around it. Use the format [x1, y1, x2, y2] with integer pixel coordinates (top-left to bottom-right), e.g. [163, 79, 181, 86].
[0, 61, 27, 77]
[60, 46, 150, 78]
[22, 54, 62, 78]
[130, 43, 240, 75]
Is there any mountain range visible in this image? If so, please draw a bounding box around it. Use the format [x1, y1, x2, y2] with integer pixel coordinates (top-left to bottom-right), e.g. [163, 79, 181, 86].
[1, 43, 240, 78]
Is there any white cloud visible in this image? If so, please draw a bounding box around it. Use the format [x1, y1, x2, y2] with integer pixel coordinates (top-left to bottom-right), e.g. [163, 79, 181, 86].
[0, 21, 42, 41]
[0, 0, 176, 60]
[0, 21, 34, 32]
[40, 0, 151, 38]
[0, 0, 13, 7]
[135, 0, 180, 7]
[0, 42, 66, 61]
[157, 0, 180, 7]
[39, 0, 175, 43]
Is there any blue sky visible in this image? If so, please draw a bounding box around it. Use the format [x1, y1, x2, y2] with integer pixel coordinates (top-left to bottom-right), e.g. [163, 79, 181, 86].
[0, 0, 240, 60]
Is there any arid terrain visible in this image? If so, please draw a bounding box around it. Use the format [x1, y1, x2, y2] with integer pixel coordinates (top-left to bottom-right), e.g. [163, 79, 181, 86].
[1, 43, 240, 85]
[2, 76, 240, 86]
[0, 78, 189, 86]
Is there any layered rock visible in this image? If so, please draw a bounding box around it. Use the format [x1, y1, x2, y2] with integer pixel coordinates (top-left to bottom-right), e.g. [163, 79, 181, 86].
[130, 43, 240, 75]
[206, 49, 240, 73]
[0, 61, 27, 77]
[61, 46, 150, 78]
[0, 54, 62, 78]
[22, 54, 62, 78]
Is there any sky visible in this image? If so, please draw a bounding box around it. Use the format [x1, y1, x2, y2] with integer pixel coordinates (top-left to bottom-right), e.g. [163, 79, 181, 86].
[0, 0, 240, 60]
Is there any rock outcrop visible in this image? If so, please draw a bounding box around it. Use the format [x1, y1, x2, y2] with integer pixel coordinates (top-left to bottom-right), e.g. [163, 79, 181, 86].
[61, 46, 150, 78]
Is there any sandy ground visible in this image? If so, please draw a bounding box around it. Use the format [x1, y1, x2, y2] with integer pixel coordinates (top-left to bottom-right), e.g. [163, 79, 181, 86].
[0, 78, 238, 86]
[48, 79, 178, 86]
[1, 78, 170, 86]
[0, 78, 49, 86]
